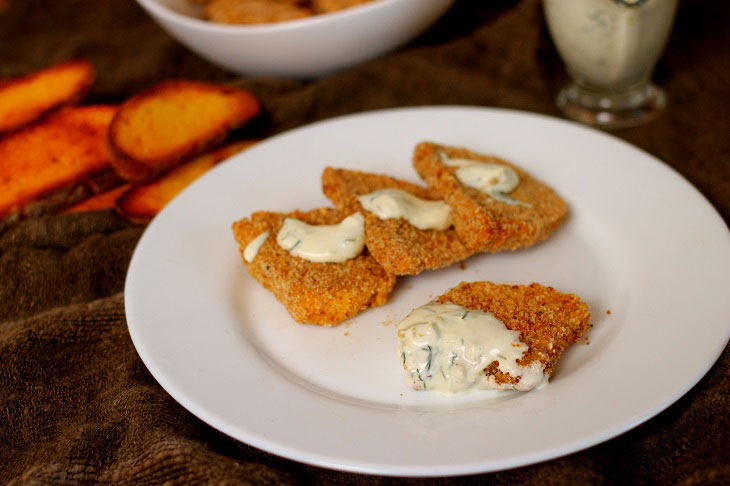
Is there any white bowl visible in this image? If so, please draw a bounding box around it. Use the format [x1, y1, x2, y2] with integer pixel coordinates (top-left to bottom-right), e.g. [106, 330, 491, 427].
[135, 0, 456, 78]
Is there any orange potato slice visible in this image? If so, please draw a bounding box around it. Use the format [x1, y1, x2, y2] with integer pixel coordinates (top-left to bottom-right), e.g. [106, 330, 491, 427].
[116, 139, 256, 223]
[107, 80, 260, 182]
[62, 184, 132, 214]
[0, 59, 94, 135]
[0, 105, 118, 226]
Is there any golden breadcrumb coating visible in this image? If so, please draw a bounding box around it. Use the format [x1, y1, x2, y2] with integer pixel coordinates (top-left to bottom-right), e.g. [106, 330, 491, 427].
[232, 207, 396, 326]
[413, 142, 568, 252]
[436, 281, 590, 385]
[321, 167, 474, 275]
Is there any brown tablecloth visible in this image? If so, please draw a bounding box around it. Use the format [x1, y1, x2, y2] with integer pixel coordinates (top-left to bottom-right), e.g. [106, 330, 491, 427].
[2, 0, 729, 483]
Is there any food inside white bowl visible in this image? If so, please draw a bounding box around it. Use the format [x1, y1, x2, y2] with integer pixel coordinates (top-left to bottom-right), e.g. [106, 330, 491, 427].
[194, 0, 382, 25]
[135, 0, 456, 78]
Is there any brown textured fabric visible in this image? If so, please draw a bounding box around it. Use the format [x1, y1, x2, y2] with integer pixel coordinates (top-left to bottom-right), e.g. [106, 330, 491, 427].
[1, 0, 729, 484]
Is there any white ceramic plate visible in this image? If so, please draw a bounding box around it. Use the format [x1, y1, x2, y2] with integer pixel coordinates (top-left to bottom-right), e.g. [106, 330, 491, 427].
[126, 107, 730, 476]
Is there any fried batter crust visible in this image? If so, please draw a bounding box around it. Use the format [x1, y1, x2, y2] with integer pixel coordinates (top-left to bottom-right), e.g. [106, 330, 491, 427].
[232, 207, 396, 326]
[322, 167, 474, 275]
[436, 281, 591, 385]
[413, 142, 568, 252]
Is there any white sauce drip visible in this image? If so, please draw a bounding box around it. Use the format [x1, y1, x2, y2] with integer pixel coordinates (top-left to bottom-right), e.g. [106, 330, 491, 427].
[397, 303, 545, 394]
[243, 231, 269, 262]
[438, 151, 528, 206]
[357, 188, 452, 231]
[276, 212, 365, 263]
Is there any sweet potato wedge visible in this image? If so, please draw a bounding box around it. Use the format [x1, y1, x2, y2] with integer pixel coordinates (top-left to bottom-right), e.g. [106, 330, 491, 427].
[61, 184, 132, 214]
[0, 59, 94, 136]
[116, 139, 256, 223]
[107, 80, 260, 181]
[0, 105, 118, 227]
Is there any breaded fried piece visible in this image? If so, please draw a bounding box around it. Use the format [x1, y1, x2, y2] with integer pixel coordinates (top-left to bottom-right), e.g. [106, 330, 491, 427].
[232, 207, 396, 326]
[205, 0, 313, 24]
[321, 167, 473, 275]
[436, 281, 590, 385]
[312, 0, 374, 14]
[413, 142, 568, 252]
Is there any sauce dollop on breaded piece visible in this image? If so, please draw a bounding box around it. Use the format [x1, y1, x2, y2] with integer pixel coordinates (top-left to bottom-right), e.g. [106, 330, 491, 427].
[434, 281, 591, 386]
[413, 142, 568, 252]
[322, 167, 474, 275]
[232, 207, 396, 326]
[398, 282, 590, 393]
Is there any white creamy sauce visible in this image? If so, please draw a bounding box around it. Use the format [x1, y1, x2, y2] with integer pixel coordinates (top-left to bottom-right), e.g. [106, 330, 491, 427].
[396, 303, 545, 394]
[275, 212, 365, 263]
[243, 231, 269, 262]
[439, 151, 527, 206]
[543, 0, 678, 90]
[357, 188, 452, 231]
